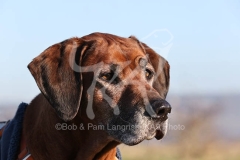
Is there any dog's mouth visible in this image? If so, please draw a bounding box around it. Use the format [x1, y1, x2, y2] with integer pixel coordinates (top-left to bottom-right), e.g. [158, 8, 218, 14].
[146, 119, 168, 141]
[106, 108, 169, 145]
[145, 130, 164, 140]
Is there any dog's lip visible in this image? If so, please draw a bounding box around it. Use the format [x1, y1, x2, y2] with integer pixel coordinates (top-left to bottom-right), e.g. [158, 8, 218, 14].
[145, 116, 168, 140]
[155, 130, 164, 140]
[146, 129, 164, 140]
[146, 132, 156, 140]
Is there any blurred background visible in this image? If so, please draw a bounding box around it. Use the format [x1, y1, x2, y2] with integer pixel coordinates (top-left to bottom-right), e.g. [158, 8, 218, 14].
[0, 1, 240, 160]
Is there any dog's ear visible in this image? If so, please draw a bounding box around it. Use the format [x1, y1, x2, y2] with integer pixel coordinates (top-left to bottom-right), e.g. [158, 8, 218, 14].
[141, 43, 170, 98]
[28, 38, 95, 121]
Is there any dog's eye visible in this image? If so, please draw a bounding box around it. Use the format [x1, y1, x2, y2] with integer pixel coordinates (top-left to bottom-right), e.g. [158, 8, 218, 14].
[100, 72, 114, 81]
[145, 69, 153, 80]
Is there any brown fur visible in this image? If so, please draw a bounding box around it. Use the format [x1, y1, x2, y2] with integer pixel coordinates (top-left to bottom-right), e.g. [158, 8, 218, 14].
[23, 32, 170, 160]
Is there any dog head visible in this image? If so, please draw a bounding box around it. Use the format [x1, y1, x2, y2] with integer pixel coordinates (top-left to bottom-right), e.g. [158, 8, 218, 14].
[28, 32, 171, 145]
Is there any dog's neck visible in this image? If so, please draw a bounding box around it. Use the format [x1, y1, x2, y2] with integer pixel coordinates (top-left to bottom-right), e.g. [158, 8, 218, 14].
[73, 128, 119, 160]
[72, 117, 120, 160]
[23, 94, 120, 160]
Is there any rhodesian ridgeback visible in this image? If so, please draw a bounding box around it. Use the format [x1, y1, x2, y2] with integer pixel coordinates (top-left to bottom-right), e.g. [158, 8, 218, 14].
[23, 32, 171, 160]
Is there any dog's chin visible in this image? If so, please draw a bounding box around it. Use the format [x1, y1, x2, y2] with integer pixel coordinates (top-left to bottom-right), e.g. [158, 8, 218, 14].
[118, 119, 169, 146]
[121, 130, 166, 146]
[122, 137, 145, 146]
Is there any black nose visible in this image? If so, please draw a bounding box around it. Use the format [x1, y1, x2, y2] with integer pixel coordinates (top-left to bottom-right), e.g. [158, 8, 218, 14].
[147, 99, 171, 118]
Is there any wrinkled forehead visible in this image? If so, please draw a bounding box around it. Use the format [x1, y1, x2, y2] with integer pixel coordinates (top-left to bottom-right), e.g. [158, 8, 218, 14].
[83, 35, 147, 69]
[101, 44, 145, 65]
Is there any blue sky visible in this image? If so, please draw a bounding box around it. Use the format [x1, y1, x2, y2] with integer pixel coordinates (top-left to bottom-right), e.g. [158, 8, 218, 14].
[0, 0, 240, 103]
